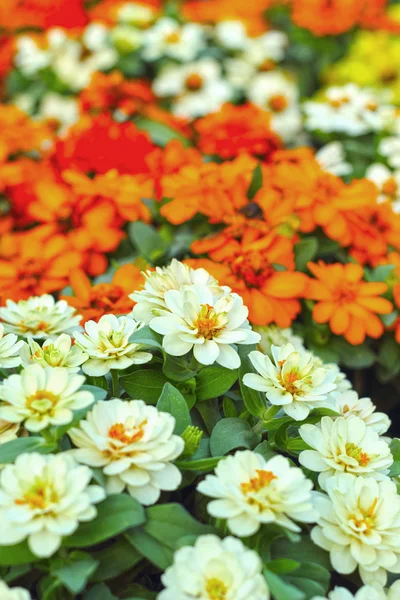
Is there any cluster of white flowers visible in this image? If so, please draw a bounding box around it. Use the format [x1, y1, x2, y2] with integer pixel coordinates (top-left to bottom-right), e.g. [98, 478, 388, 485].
[304, 84, 395, 135]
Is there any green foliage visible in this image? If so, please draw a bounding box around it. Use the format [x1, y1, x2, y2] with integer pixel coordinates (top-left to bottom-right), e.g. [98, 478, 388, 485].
[156, 383, 191, 433]
[209, 417, 261, 456]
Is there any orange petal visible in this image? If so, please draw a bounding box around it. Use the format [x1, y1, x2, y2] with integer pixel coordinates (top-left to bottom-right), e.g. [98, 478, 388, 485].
[69, 269, 92, 303]
[330, 307, 350, 335]
[313, 301, 335, 323]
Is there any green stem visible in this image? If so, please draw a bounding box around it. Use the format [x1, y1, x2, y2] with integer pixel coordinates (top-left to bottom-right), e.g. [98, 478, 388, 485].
[262, 405, 280, 427]
[252, 420, 265, 435]
[111, 370, 120, 397]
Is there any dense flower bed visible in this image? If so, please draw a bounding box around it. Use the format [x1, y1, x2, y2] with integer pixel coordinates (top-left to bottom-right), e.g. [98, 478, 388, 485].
[2, 1, 400, 598]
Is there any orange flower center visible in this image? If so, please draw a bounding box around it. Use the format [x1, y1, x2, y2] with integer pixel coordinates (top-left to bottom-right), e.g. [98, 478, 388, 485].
[15, 479, 58, 510]
[268, 94, 288, 113]
[241, 469, 277, 494]
[108, 422, 146, 444]
[345, 442, 371, 467]
[231, 253, 274, 288]
[91, 284, 127, 309]
[365, 101, 378, 112]
[382, 177, 398, 198]
[185, 73, 204, 91]
[26, 390, 59, 413]
[328, 96, 349, 109]
[259, 59, 276, 72]
[349, 498, 378, 533]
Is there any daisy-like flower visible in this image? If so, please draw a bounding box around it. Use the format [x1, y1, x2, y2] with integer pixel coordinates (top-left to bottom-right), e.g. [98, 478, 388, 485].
[131, 259, 226, 324]
[248, 72, 301, 142]
[149, 285, 260, 369]
[214, 20, 248, 50]
[299, 416, 393, 489]
[68, 399, 184, 505]
[20, 334, 88, 372]
[0, 324, 23, 369]
[243, 344, 337, 421]
[379, 136, 400, 170]
[254, 324, 306, 358]
[316, 142, 352, 176]
[312, 474, 400, 586]
[310, 355, 351, 395]
[198, 450, 317, 537]
[0, 295, 81, 339]
[0, 419, 20, 445]
[365, 163, 400, 212]
[158, 534, 270, 600]
[0, 453, 105, 558]
[141, 17, 205, 61]
[331, 390, 390, 436]
[0, 365, 94, 432]
[152, 58, 232, 119]
[313, 584, 392, 600]
[0, 580, 31, 600]
[74, 314, 152, 377]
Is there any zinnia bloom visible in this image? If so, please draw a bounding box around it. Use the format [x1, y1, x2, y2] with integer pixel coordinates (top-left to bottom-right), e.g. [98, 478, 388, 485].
[20, 334, 88, 372]
[306, 261, 393, 345]
[159, 534, 270, 600]
[69, 399, 184, 505]
[198, 450, 317, 537]
[0, 453, 104, 558]
[0, 580, 31, 599]
[331, 390, 390, 436]
[0, 323, 23, 368]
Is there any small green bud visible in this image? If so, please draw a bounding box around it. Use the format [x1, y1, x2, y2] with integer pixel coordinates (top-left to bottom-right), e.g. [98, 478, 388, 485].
[180, 426, 203, 458]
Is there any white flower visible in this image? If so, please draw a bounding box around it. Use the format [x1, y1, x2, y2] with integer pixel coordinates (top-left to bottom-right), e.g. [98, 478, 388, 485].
[0, 453, 105, 557]
[0, 580, 31, 600]
[0, 419, 19, 445]
[243, 344, 337, 421]
[379, 136, 400, 169]
[309, 354, 351, 396]
[0, 324, 23, 369]
[0, 295, 81, 339]
[117, 2, 156, 26]
[0, 365, 93, 432]
[149, 285, 260, 369]
[152, 58, 233, 119]
[214, 20, 248, 50]
[68, 399, 184, 505]
[316, 142, 352, 176]
[111, 25, 143, 53]
[248, 72, 301, 142]
[131, 259, 226, 324]
[198, 450, 317, 537]
[20, 334, 88, 372]
[299, 416, 393, 489]
[38, 93, 79, 133]
[142, 17, 205, 61]
[158, 534, 270, 600]
[254, 324, 306, 358]
[312, 584, 387, 600]
[331, 390, 390, 436]
[74, 314, 152, 376]
[366, 163, 400, 212]
[311, 474, 400, 586]
[15, 36, 50, 75]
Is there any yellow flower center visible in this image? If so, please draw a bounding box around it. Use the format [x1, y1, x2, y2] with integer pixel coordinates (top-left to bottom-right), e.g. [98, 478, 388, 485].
[26, 390, 59, 413]
[345, 443, 371, 467]
[165, 31, 181, 44]
[205, 578, 228, 600]
[268, 94, 288, 113]
[349, 497, 378, 533]
[195, 304, 225, 340]
[241, 469, 277, 495]
[15, 479, 58, 510]
[108, 421, 146, 445]
[328, 96, 349, 109]
[259, 58, 276, 72]
[185, 73, 204, 91]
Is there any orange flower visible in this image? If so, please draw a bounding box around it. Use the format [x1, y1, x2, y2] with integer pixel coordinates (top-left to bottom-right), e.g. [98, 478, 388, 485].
[0, 226, 85, 302]
[189, 232, 307, 327]
[0, 105, 52, 164]
[194, 103, 282, 159]
[160, 154, 257, 225]
[0, 0, 88, 31]
[62, 168, 153, 222]
[88, 0, 160, 26]
[306, 261, 392, 345]
[183, 0, 277, 35]
[348, 203, 400, 266]
[62, 264, 144, 323]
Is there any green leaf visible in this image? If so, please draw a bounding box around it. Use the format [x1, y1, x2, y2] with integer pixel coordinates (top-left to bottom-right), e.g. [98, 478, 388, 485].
[247, 164, 263, 199]
[266, 559, 300, 574]
[378, 335, 400, 381]
[84, 376, 108, 391]
[238, 345, 267, 418]
[286, 563, 330, 598]
[294, 238, 318, 272]
[53, 551, 98, 594]
[129, 325, 163, 349]
[254, 440, 277, 461]
[389, 439, 400, 477]
[135, 117, 190, 148]
[196, 365, 238, 401]
[157, 383, 191, 434]
[174, 456, 221, 471]
[163, 354, 198, 382]
[209, 418, 261, 457]
[331, 337, 376, 369]
[121, 369, 168, 404]
[81, 385, 107, 402]
[264, 570, 305, 600]
[125, 529, 174, 571]
[0, 437, 57, 465]
[63, 495, 145, 548]
[271, 535, 331, 570]
[128, 221, 169, 263]
[0, 542, 36, 566]
[83, 583, 118, 600]
[91, 538, 142, 582]
[223, 396, 237, 418]
[145, 503, 214, 551]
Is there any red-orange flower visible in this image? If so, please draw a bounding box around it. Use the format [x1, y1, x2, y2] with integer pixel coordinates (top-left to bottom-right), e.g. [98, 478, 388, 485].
[306, 261, 392, 345]
[62, 264, 144, 323]
[194, 103, 282, 159]
[183, 0, 277, 35]
[0, 105, 52, 164]
[0, 0, 88, 31]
